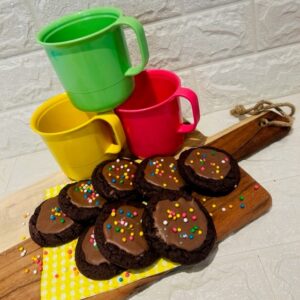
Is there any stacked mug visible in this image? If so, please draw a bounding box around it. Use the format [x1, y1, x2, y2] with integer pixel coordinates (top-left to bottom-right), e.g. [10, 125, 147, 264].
[31, 7, 200, 181]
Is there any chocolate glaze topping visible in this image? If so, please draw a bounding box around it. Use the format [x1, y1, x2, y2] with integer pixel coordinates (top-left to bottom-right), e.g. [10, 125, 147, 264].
[102, 159, 137, 191]
[67, 180, 106, 208]
[144, 157, 184, 190]
[185, 148, 231, 180]
[36, 197, 73, 234]
[82, 226, 108, 265]
[153, 198, 208, 251]
[103, 205, 148, 255]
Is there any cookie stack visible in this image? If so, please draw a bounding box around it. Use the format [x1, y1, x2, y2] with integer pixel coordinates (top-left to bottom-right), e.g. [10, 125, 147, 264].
[29, 146, 240, 280]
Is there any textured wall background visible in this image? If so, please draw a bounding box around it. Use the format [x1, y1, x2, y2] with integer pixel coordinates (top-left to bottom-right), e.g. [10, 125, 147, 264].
[1, 0, 300, 159]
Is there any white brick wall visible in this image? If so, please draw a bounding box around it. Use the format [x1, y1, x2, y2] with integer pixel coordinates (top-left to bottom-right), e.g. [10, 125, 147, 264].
[1, 0, 300, 159]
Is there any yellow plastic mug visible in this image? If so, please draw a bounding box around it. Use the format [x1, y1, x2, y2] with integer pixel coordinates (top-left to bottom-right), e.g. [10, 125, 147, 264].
[30, 93, 126, 180]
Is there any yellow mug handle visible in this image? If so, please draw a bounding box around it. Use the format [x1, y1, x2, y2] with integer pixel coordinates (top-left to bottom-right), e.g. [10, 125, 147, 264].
[91, 112, 126, 154]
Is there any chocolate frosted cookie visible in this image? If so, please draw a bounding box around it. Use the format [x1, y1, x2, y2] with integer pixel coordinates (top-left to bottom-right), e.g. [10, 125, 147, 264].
[75, 225, 124, 280]
[178, 146, 240, 196]
[92, 158, 139, 201]
[94, 201, 158, 269]
[135, 156, 186, 197]
[143, 192, 216, 265]
[29, 196, 84, 247]
[58, 180, 107, 223]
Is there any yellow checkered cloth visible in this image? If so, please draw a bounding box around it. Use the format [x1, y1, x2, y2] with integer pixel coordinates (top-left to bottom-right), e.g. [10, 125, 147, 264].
[41, 184, 179, 300]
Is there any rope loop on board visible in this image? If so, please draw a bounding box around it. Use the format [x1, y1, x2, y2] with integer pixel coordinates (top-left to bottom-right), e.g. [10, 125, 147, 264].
[230, 100, 295, 127]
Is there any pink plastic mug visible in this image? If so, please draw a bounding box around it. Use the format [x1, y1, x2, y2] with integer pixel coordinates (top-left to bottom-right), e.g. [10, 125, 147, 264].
[115, 69, 200, 158]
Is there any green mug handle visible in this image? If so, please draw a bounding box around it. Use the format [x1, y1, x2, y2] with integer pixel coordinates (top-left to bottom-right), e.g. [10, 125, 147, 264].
[116, 16, 149, 76]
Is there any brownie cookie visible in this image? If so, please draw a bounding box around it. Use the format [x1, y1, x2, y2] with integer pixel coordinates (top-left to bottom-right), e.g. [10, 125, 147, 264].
[178, 146, 240, 196]
[143, 192, 216, 265]
[94, 200, 159, 269]
[135, 156, 186, 197]
[92, 158, 139, 201]
[58, 180, 107, 223]
[75, 225, 124, 280]
[29, 196, 84, 247]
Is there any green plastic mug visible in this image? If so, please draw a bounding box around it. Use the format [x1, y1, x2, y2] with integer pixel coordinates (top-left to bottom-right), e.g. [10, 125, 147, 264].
[37, 7, 149, 112]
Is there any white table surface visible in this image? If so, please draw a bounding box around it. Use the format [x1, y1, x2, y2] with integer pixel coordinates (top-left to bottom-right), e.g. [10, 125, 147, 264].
[0, 93, 299, 300]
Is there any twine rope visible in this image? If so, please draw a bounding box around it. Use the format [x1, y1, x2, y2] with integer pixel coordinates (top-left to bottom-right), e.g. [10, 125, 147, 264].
[230, 100, 295, 127]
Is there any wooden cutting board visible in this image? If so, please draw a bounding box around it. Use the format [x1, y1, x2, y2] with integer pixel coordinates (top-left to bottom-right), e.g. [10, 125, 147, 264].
[0, 111, 291, 300]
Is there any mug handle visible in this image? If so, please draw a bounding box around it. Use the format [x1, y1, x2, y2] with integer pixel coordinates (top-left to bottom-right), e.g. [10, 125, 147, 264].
[115, 16, 149, 76]
[92, 112, 126, 154]
[175, 87, 201, 133]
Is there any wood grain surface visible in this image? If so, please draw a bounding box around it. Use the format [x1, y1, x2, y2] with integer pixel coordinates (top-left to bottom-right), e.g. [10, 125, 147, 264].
[0, 111, 290, 300]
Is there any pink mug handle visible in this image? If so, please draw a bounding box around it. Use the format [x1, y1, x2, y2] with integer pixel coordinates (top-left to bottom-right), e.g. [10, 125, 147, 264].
[176, 87, 200, 133]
